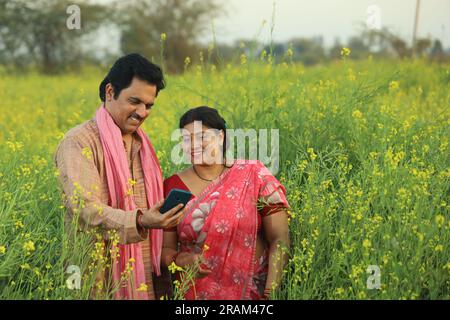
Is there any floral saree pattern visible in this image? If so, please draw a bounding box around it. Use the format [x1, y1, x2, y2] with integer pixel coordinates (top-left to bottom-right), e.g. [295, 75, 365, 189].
[175, 160, 289, 300]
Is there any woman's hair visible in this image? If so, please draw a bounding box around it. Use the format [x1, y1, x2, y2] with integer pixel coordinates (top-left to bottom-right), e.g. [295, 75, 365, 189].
[179, 106, 229, 163]
[99, 53, 165, 102]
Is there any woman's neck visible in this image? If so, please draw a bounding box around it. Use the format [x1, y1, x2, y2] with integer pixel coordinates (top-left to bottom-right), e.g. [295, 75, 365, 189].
[192, 163, 225, 181]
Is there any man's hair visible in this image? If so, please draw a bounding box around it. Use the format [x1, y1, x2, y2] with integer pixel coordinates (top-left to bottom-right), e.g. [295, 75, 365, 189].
[99, 53, 165, 101]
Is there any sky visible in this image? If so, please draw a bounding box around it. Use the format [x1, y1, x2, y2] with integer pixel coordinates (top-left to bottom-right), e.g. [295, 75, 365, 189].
[210, 0, 450, 47]
[91, 0, 450, 55]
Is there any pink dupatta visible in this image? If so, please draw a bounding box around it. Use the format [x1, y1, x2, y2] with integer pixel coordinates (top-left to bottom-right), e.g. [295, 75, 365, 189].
[176, 159, 289, 300]
[95, 104, 163, 300]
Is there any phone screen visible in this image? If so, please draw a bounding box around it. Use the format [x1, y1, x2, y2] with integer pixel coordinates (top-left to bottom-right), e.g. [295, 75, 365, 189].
[160, 188, 193, 214]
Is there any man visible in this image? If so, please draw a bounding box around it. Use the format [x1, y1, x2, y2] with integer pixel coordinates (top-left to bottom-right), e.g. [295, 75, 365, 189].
[54, 53, 183, 299]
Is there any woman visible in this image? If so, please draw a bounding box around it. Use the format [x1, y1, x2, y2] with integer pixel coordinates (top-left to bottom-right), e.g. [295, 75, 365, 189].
[161, 106, 290, 300]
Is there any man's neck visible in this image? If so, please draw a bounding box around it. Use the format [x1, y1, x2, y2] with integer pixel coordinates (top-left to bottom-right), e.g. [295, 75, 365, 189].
[122, 133, 133, 150]
[122, 132, 133, 141]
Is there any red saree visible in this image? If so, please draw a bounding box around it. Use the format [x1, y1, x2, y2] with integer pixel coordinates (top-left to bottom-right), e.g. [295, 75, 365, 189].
[167, 160, 289, 300]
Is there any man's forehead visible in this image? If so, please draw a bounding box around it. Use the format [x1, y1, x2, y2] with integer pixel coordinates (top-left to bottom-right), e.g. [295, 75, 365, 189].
[126, 78, 157, 99]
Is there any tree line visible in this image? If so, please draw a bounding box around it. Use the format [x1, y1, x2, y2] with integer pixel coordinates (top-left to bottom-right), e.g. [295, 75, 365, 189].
[0, 0, 448, 74]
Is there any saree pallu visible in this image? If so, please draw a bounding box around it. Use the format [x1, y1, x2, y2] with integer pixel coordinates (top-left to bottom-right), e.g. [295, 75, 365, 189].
[176, 159, 289, 300]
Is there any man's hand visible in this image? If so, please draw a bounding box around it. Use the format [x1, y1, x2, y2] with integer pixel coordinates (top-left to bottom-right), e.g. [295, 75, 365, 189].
[140, 200, 186, 229]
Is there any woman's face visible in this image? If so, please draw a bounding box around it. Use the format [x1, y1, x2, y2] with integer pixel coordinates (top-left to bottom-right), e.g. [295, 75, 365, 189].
[182, 121, 224, 165]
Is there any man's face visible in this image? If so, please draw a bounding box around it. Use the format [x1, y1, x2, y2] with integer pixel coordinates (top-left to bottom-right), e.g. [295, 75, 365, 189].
[104, 77, 157, 135]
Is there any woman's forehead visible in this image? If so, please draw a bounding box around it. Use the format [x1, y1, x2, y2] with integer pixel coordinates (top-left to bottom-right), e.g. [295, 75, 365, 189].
[181, 127, 221, 136]
[183, 122, 210, 132]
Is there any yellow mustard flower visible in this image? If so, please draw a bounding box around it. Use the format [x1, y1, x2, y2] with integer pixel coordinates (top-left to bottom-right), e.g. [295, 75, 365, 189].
[137, 283, 148, 292]
[341, 47, 351, 57]
[23, 240, 35, 255]
[168, 261, 184, 274]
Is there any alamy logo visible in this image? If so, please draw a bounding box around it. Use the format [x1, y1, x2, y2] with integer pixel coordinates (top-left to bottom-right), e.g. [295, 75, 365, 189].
[66, 265, 81, 290]
[366, 5, 381, 31]
[366, 265, 381, 290]
[66, 5, 81, 30]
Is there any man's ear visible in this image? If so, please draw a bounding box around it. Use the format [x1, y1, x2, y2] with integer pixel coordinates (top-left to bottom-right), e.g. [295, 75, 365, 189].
[105, 83, 115, 101]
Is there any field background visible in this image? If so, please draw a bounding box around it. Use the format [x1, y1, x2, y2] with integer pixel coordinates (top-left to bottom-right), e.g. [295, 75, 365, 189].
[0, 56, 449, 299]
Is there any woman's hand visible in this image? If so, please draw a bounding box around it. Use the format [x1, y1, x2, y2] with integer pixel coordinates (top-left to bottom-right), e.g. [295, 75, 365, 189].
[175, 252, 212, 279]
[174, 252, 197, 266]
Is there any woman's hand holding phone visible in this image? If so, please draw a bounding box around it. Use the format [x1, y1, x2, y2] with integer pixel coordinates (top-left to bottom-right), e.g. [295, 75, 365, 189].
[140, 200, 186, 229]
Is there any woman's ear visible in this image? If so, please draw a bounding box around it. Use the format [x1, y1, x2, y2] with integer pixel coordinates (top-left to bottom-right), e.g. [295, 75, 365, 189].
[219, 130, 225, 146]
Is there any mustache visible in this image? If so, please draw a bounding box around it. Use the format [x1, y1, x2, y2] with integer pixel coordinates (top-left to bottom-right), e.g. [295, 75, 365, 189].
[129, 113, 143, 121]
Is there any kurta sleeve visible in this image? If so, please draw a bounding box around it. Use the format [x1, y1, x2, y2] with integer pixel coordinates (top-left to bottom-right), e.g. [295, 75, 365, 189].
[54, 136, 148, 244]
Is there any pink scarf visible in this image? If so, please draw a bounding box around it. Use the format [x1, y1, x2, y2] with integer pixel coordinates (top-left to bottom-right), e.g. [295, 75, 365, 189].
[95, 104, 163, 300]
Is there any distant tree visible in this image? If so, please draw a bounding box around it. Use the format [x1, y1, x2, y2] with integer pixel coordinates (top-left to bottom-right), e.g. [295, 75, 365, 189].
[214, 43, 238, 63]
[262, 42, 286, 59]
[0, 0, 107, 73]
[347, 36, 370, 59]
[289, 37, 325, 65]
[389, 36, 410, 58]
[430, 39, 445, 61]
[361, 27, 413, 59]
[415, 38, 432, 57]
[116, 0, 223, 73]
[329, 37, 344, 60]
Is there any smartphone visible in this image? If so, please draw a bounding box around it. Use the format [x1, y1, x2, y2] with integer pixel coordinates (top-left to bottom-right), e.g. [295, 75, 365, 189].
[160, 188, 193, 214]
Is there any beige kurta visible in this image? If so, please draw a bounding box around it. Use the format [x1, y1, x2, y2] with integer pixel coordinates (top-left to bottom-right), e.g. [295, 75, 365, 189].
[54, 118, 161, 299]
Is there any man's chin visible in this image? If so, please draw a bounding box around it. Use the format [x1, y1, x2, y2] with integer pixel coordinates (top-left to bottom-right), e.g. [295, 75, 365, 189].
[120, 124, 140, 135]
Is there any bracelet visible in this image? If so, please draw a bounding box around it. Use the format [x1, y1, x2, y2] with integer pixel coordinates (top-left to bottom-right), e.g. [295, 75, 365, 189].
[172, 252, 180, 265]
[137, 210, 145, 228]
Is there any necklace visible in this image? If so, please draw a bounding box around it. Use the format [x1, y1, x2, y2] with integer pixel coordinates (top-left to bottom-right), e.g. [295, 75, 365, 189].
[192, 165, 225, 182]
